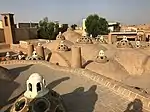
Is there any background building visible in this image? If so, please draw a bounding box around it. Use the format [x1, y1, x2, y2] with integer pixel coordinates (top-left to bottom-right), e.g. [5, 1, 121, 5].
[0, 20, 3, 28]
[0, 13, 37, 44]
[108, 22, 121, 32]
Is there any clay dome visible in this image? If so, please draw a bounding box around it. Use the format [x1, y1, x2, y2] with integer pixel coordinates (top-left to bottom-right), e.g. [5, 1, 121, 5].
[57, 41, 70, 52]
[74, 43, 107, 61]
[76, 36, 93, 44]
[63, 30, 82, 43]
[56, 32, 65, 40]
[116, 36, 133, 48]
[43, 40, 73, 51]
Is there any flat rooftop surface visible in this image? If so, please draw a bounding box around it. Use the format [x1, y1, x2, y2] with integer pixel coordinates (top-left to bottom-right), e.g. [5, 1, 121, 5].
[0, 64, 149, 112]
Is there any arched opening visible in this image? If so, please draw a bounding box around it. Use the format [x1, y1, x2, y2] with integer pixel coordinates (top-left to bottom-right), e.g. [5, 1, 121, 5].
[33, 98, 49, 112]
[29, 83, 32, 91]
[100, 57, 104, 59]
[37, 82, 41, 92]
[56, 62, 59, 65]
[33, 58, 36, 60]
[15, 98, 26, 111]
[4, 16, 8, 26]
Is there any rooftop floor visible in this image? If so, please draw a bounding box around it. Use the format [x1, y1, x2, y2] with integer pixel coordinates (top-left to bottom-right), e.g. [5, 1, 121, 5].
[0, 64, 149, 112]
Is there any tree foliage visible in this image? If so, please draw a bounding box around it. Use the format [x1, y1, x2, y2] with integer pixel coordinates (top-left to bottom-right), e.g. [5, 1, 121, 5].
[60, 24, 68, 33]
[37, 17, 68, 39]
[85, 14, 109, 37]
[37, 17, 59, 40]
[71, 24, 77, 30]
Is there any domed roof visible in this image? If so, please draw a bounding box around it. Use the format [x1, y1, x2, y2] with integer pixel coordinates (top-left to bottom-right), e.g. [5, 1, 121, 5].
[74, 43, 107, 61]
[56, 32, 65, 40]
[28, 73, 43, 82]
[43, 40, 74, 51]
[63, 30, 82, 43]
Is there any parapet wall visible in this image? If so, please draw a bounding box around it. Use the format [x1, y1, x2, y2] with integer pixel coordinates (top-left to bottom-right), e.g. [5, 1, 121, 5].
[15, 28, 37, 42]
[0, 60, 150, 111]
[0, 29, 5, 43]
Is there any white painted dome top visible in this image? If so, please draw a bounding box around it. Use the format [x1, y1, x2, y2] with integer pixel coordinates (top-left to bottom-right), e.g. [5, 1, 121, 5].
[99, 50, 105, 56]
[59, 32, 62, 35]
[6, 52, 10, 57]
[28, 73, 43, 83]
[37, 43, 42, 46]
[136, 41, 140, 45]
[122, 36, 128, 41]
[24, 73, 49, 99]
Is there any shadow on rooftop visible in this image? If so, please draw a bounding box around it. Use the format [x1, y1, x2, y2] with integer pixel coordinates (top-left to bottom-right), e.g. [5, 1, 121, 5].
[82, 60, 93, 68]
[9, 64, 33, 80]
[124, 98, 143, 112]
[62, 85, 98, 112]
[0, 79, 20, 109]
[47, 77, 70, 89]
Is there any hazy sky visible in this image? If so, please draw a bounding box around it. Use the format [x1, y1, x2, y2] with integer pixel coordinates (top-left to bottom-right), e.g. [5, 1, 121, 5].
[0, 0, 150, 25]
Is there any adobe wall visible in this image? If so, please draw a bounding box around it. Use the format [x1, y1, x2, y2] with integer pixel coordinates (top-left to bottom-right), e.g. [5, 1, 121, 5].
[49, 52, 71, 67]
[0, 29, 5, 43]
[15, 28, 37, 42]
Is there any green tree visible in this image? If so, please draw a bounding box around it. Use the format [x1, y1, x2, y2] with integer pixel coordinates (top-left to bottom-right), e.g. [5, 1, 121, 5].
[59, 24, 68, 33]
[37, 17, 59, 40]
[85, 14, 109, 37]
[71, 24, 77, 30]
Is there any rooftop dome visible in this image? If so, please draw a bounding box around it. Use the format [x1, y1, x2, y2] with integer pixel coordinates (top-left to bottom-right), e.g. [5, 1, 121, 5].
[74, 43, 107, 61]
[56, 32, 65, 40]
[63, 30, 82, 43]
[116, 36, 133, 48]
[57, 41, 70, 52]
[76, 36, 93, 44]
[43, 40, 73, 51]
[28, 73, 43, 83]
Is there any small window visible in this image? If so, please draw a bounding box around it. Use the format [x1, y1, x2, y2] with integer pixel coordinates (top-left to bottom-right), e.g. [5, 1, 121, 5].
[33, 99, 49, 112]
[29, 83, 32, 91]
[37, 82, 41, 92]
[4, 16, 8, 26]
[56, 62, 59, 65]
[15, 98, 26, 111]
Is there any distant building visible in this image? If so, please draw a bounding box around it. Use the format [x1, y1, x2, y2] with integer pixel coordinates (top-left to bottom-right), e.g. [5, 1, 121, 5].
[121, 26, 137, 32]
[17, 22, 38, 28]
[108, 22, 121, 32]
[0, 20, 3, 28]
[82, 19, 86, 32]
